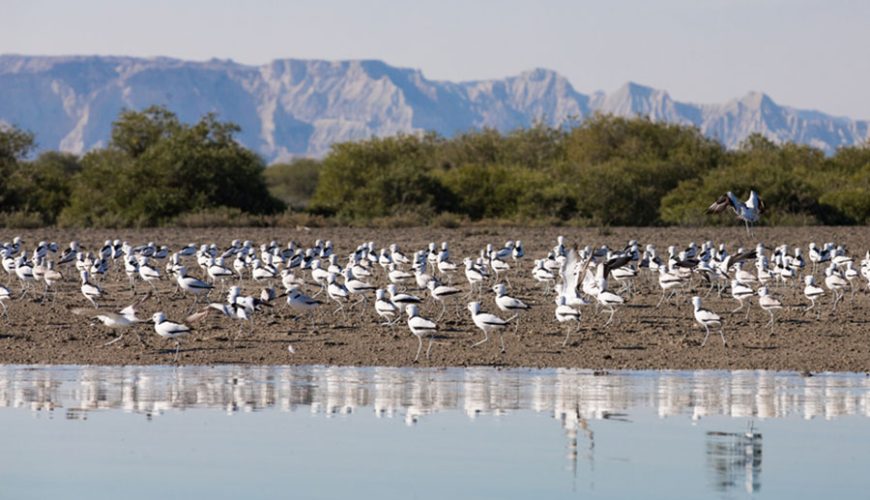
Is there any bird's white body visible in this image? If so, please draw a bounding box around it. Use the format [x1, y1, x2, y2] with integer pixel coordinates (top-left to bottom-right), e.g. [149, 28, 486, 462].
[468, 301, 511, 352]
[406, 304, 437, 361]
[692, 296, 724, 346]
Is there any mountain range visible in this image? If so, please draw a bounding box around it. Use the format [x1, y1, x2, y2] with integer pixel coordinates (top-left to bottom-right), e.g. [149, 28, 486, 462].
[1, 54, 867, 161]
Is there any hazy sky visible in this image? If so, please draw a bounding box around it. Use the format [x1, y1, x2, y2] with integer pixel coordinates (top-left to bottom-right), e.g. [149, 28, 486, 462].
[3, 0, 869, 118]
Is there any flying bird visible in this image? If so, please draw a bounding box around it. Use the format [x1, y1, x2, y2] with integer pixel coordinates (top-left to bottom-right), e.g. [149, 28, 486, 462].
[706, 190, 766, 234]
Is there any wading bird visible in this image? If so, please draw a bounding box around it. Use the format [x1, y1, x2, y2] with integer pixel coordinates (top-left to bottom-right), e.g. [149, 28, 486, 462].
[150, 312, 192, 361]
[406, 304, 437, 362]
[692, 296, 724, 346]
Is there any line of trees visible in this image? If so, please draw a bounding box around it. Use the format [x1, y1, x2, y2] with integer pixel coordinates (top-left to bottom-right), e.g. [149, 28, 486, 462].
[305, 116, 870, 226]
[1, 107, 869, 228]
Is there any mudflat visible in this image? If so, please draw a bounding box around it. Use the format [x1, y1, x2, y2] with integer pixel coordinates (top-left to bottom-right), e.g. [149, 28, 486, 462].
[0, 226, 868, 372]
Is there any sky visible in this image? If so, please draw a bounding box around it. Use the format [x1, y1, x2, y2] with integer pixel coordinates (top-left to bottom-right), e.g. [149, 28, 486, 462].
[2, 0, 869, 119]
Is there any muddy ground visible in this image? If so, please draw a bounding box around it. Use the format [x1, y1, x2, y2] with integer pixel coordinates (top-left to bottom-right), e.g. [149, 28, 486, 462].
[0, 226, 868, 372]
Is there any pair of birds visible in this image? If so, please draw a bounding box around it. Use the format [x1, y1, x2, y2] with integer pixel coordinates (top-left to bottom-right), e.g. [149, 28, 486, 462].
[405, 284, 529, 362]
[691, 286, 783, 346]
[73, 298, 191, 360]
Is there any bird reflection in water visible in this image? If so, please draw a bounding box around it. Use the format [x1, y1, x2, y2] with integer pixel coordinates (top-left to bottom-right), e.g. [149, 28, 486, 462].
[706, 423, 762, 493]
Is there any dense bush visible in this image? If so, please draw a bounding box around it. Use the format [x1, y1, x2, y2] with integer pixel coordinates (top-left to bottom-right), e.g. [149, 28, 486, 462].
[265, 158, 321, 209]
[309, 134, 453, 218]
[59, 107, 284, 226]
[3, 110, 870, 227]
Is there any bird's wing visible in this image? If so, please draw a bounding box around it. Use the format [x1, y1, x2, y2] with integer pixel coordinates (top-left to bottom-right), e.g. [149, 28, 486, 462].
[186, 303, 230, 323]
[557, 249, 576, 298]
[582, 268, 596, 291]
[603, 255, 632, 277]
[674, 258, 700, 269]
[185, 308, 213, 323]
[70, 307, 99, 317]
[731, 249, 758, 266]
[481, 314, 508, 326]
[95, 312, 125, 322]
[705, 194, 733, 214]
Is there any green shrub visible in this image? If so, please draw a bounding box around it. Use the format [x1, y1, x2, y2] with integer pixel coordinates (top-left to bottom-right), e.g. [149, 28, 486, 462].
[0, 211, 44, 229]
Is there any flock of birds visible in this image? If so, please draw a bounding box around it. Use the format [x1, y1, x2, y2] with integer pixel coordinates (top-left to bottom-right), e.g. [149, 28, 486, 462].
[0, 232, 868, 362]
[0, 190, 866, 363]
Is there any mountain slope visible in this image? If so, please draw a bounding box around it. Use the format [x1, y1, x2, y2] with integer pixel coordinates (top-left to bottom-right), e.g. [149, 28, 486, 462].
[0, 55, 867, 160]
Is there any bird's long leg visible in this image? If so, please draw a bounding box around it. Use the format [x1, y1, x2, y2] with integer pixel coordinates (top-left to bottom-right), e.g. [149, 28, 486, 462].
[188, 294, 200, 315]
[705, 281, 715, 297]
[562, 325, 572, 347]
[603, 307, 615, 327]
[718, 326, 727, 346]
[731, 300, 744, 314]
[471, 331, 489, 347]
[103, 334, 124, 347]
[701, 325, 711, 347]
[426, 335, 434, 360]
[436, 302, 446, 322]
[332, 295, 344, 314]
[414, 336, 422, 362]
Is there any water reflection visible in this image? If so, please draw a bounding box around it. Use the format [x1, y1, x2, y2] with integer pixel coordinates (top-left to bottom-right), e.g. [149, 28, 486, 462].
[706, 429, 763, 494]
[1, 366, 868, 497]
[1, 366, 868, 421]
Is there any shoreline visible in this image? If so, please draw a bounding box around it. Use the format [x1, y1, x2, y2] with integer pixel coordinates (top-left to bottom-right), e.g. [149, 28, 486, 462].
[3, 362, 868, 376]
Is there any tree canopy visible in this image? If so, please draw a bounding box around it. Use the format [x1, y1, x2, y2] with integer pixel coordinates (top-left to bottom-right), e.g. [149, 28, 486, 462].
[3, 110, 870, 227]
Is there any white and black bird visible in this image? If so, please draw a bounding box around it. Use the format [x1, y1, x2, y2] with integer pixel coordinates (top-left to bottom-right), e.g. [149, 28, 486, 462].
[80, 270, 103, 308]
[386, 283, 422, 308]
[0, 285, 11, 319]
[284, 287, 321, 326]
[175, 266, 214, 308]
[406, 304, 438, 362]
[151, 312, 192, 361]
[706, 190, 766, 233]
[375, 288, 400, 325]
[692, 296, 725, 346]
[468, 301, 513, 352]
[555, 296, 581, 347]
[326, 273, 350, 312]
[493, 283, 529, 331]
[137, 255, 161, 291]
[427, 280, 462, 320]
[824, 264, 848, 311]
[803, 275, 825, 317]
[73, 295, 148, 346]
[730, 279, 754, 316]
[757, 287, 783, 328]
[657, 266, 684, 307]
[554, 249, 588, 307]
[593, 277, 624, 327]
[463, 258, 486, 296]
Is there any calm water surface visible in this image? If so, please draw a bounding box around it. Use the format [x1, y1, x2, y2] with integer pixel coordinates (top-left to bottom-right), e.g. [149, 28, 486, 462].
[1, 365, 868, 499]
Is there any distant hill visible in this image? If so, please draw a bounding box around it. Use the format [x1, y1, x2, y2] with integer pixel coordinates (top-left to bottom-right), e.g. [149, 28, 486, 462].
[1, 55, 867, 161]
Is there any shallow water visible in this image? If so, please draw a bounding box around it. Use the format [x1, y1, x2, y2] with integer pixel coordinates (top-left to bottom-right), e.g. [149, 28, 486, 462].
[1, 365, 868, 499]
